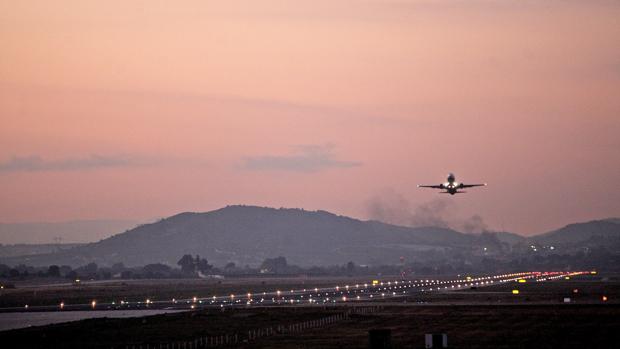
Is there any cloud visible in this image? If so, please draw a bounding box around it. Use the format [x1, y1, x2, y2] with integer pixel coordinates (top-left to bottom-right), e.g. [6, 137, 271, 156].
[242, 144, 361, 173]
[0, 155, 148, 173]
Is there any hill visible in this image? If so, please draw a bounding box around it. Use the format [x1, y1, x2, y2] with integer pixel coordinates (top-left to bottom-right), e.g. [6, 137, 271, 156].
[532, 219, 620, 246]
[1, 206, 474, 267]
[493, 231, 526, 245]
[3, 207, 618, 269]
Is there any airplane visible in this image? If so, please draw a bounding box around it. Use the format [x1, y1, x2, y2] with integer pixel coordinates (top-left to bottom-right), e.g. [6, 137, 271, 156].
[418, 173, 486, 195]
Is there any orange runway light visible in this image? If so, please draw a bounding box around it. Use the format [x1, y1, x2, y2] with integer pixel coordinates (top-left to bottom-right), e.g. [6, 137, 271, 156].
[512, 290, 519, 294]
[602, 296, 608, 302]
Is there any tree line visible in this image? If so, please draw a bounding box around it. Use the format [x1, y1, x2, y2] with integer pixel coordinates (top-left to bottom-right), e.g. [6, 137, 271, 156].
[2, 249, 619, 283]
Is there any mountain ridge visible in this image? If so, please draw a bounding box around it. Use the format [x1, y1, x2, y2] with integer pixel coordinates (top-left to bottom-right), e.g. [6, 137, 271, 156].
[0, 205, 473, 267]
[1, 205, 618, 267]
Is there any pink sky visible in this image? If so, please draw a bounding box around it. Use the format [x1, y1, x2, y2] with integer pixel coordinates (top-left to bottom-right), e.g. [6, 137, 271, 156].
[1, 0, 619, 235]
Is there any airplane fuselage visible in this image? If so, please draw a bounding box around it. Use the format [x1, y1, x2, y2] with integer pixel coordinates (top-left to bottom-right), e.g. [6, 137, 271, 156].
[418, 173, 486, 195]
[442, 173, 460, 195]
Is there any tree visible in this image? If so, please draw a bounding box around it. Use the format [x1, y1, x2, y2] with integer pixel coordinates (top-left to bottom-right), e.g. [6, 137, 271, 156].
[143, 263, 172, 278]
[75, 263, 98, 277]
[47, 265, 61, 277]
[346, 261, 356, 275]
[225, 262, 236, 269]
[196, 257, 213, 274]
[59, 265, 72, 277]
[261, 256, 288, 274]
[66, 270, 78, 280]
[110, 263, 126, 274]
[177, 254, 196, 273]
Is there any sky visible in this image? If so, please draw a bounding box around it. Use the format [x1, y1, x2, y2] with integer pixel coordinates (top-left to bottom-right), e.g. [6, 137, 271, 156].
[1, 0, 619, 237]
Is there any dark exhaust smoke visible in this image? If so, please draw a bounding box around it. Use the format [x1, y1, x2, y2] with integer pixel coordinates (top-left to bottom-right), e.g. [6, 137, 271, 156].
[365, 189, 490, 233]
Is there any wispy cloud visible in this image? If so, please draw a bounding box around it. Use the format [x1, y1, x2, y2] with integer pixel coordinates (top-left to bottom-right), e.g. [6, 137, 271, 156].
[0, 155, 148, 173]
[242, 144, 361, 173]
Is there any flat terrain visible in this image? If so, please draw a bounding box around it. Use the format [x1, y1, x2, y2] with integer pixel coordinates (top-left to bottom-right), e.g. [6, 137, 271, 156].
[0, 273, 618, 348]
[0, 275, 376, 308]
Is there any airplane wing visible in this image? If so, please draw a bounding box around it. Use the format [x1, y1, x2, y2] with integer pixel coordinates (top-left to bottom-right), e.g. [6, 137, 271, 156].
[460, 183, 486, 188]
[417, 184, 443, 189]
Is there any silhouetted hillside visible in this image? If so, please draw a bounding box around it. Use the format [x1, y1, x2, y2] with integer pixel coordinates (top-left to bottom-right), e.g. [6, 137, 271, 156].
[3, 207, 618, 269]
[533, 219, 620, 246]
[494, 231, 526, 245]
[1, 206, 474, 267]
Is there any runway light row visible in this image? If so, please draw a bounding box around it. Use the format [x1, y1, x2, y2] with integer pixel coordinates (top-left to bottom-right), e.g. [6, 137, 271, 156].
[16, 270, 597, 311]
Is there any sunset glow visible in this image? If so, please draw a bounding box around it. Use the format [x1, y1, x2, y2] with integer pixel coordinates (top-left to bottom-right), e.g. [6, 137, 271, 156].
[1, 1, 619, 236]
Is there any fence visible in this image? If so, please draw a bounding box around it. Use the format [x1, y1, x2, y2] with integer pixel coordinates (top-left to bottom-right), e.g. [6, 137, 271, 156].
[120, 306, 383, 349]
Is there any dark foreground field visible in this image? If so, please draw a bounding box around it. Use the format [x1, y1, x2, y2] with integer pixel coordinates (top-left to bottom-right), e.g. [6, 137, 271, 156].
[1, 276, 618, 348]
[0, 276, 374, 308]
